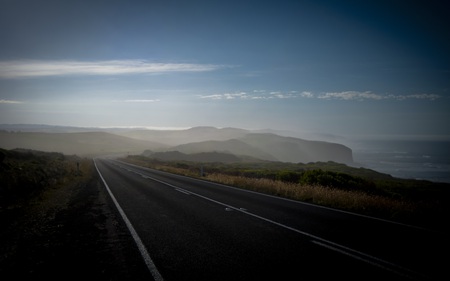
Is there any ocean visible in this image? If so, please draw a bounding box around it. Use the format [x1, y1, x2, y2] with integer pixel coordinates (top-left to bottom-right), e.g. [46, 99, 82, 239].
[351, 139, 450, 183]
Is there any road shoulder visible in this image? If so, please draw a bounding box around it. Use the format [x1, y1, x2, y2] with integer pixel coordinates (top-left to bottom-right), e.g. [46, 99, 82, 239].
[0, 162, 151, 280]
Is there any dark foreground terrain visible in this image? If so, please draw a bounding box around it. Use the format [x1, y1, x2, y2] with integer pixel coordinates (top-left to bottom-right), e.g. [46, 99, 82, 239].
[0, 151, 151, 280]
[1, 149, 448, 280]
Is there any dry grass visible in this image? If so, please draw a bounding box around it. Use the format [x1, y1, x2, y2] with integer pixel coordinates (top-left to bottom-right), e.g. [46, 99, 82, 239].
[204, 173, 416, 218]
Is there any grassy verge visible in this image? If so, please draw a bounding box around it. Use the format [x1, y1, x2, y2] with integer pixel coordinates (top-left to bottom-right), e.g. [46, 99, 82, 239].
[122, 155, 449, 231]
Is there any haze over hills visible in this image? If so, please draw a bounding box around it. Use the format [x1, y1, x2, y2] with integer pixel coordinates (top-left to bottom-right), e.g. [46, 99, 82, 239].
[116, 126, 251, 146]
[0, 124, 353, 164]
[170, 139, 278, 161]
[142, 150, 246, 163]
[0, 131, 166, 157]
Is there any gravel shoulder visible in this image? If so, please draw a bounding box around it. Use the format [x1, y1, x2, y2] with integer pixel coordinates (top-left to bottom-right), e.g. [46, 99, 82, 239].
[0, 161, 152, 280]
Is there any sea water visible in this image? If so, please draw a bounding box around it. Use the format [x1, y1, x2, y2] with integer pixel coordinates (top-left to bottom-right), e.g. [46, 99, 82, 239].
[352, 139, 450, 183]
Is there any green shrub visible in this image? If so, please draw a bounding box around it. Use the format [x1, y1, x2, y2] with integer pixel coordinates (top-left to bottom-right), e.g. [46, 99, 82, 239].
[276, 170, 301, 183]
[299, 169, 378, 194]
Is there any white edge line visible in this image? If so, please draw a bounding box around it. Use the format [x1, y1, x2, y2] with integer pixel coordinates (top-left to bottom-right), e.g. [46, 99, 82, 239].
[94, 159, 164, 281]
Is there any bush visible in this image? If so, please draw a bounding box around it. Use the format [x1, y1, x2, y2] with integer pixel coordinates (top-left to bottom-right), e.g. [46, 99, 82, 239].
[299, 169, 377, 194]
[276, 170, 301, 183]
[0, 149, 82, 205]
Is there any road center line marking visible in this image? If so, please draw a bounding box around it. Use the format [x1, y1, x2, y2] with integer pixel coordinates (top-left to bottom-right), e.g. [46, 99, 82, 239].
[175, 188, 190, 195]
[94, 159, 164, 281]
[310, 240, 414, 279]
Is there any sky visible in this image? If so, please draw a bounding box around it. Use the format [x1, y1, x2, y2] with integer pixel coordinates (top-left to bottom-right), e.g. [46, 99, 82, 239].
[1, 0, 449, 139]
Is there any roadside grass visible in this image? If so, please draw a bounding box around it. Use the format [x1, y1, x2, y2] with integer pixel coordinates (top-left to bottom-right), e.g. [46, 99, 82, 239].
[203, 173, 425, 224]
[122, 156, 448, 231]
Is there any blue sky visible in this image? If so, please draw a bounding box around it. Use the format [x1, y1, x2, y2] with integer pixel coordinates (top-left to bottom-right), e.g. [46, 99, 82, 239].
[1, 0, 449, 139]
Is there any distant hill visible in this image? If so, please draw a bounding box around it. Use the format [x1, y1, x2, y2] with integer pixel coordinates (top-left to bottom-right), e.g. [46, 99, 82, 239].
[0, 131, 167, 156]
[238, 133, 353, 164]
[159, 133, 353, 164]
[170, 139, 278, 161]
[0, 124, 354, 163]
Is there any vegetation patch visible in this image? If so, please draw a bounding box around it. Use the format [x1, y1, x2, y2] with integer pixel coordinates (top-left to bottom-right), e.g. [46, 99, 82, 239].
[0, 148, 91, 208]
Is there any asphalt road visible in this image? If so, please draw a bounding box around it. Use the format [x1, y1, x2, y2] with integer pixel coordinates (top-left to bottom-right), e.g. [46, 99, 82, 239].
[94, 158, 446, 280]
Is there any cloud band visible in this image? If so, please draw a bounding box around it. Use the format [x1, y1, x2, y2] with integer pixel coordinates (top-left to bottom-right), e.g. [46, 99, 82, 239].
[0, 60, 221, 79]
[0, 99, 23, 104]
[198, 90, 441, 101]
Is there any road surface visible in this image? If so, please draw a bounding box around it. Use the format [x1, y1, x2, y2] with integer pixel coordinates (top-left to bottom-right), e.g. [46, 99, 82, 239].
[94, 158, 446, 280]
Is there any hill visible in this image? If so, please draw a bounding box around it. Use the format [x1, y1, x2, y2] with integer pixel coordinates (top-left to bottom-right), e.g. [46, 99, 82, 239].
[142, 150, 245, 163]
[121, 127, 353, 164]
[170, 139, 278, 161]
[238, 133, 353, 164]
[0, 124, 354, 164]
[157, 133, 353, 164]
[0, 131, 167, 156]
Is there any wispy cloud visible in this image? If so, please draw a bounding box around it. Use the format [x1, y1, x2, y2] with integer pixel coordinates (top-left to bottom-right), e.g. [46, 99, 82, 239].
[198, 91, 314, 100]
[391, 94, 441, 101]
[318, 91, 441, 101]
[113, 99, 161, 103]
[198, 90, 441, 101]
[318, 91, 384, 100]
[0, 99, 23, 104]
[127, 99, 160, 103]
[198, 92, 250, 100]
[299, 91, 314, 98]
[0, 60, 222, 79]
